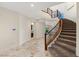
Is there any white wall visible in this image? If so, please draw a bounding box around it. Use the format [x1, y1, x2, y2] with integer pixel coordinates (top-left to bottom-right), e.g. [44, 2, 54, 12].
[0, 7, 37, 49]
[76, 3, 79, 56]
[19, 16, 31, 45]
[0, 6, 46, 48]
[0, 7, 19, 49]
[50, 2, 77, 22]
[65, 3, 77, 22]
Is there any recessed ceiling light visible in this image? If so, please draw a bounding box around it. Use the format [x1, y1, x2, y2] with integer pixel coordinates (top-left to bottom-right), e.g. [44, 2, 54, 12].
[31, 23, 34, 25]
[31, 4, 34, 7]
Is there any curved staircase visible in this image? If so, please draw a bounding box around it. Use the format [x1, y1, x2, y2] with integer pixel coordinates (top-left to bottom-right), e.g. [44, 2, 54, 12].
[48, 19, 76, 57]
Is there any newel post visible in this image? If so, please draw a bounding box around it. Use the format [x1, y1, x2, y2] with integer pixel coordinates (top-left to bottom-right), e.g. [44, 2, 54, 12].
[45, 33, 47, 50]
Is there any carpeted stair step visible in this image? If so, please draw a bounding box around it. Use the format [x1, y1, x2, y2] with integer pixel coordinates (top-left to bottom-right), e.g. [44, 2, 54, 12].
[62, 30, 76, 33]
[60, 32, 76, 36]
[49, 44, 76, 57]
[62, 28, 76, 30]
[48, 47, 61, 57]
[57, 38, 76, 46]
[55, 40, 76, 54]
[59, 35, 76, 41]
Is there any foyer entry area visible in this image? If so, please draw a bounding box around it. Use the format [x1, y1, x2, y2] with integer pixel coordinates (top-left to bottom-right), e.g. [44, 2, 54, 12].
[0, 38, 49, 57]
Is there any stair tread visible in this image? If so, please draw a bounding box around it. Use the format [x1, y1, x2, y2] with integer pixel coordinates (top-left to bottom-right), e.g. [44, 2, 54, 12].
[60, 32, 76, 36]
[58, 38, 76, 46]
[49, 44, 76, 57]
[63, 28, 76, 30]
[61, 32, 76, 34]
[62, 30, 76, 33]
[63, 29, 76, 31]
[48, 47, 61, 57]
[58, 38, 76, 44]
[59, 35, 76, 38]
[55, 40, 76, 53]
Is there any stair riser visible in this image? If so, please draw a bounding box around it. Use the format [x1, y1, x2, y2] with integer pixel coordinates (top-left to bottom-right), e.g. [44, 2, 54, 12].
[62, 28, 76, 30]
[62, 31, 76, 33]
[60, 33, 76, 36]
[59, 36, 76, 41]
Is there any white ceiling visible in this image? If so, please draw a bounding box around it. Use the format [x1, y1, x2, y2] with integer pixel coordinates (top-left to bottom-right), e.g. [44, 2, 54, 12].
[0, 2, 62, 19]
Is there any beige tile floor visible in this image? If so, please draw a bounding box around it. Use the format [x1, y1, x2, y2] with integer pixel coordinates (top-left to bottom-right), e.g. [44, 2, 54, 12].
[0, 38, 51, 57]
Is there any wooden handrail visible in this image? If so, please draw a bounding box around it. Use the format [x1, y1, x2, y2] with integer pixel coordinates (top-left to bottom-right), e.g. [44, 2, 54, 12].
[42, 8, 63, 50]
[44, 20, 63, 50]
